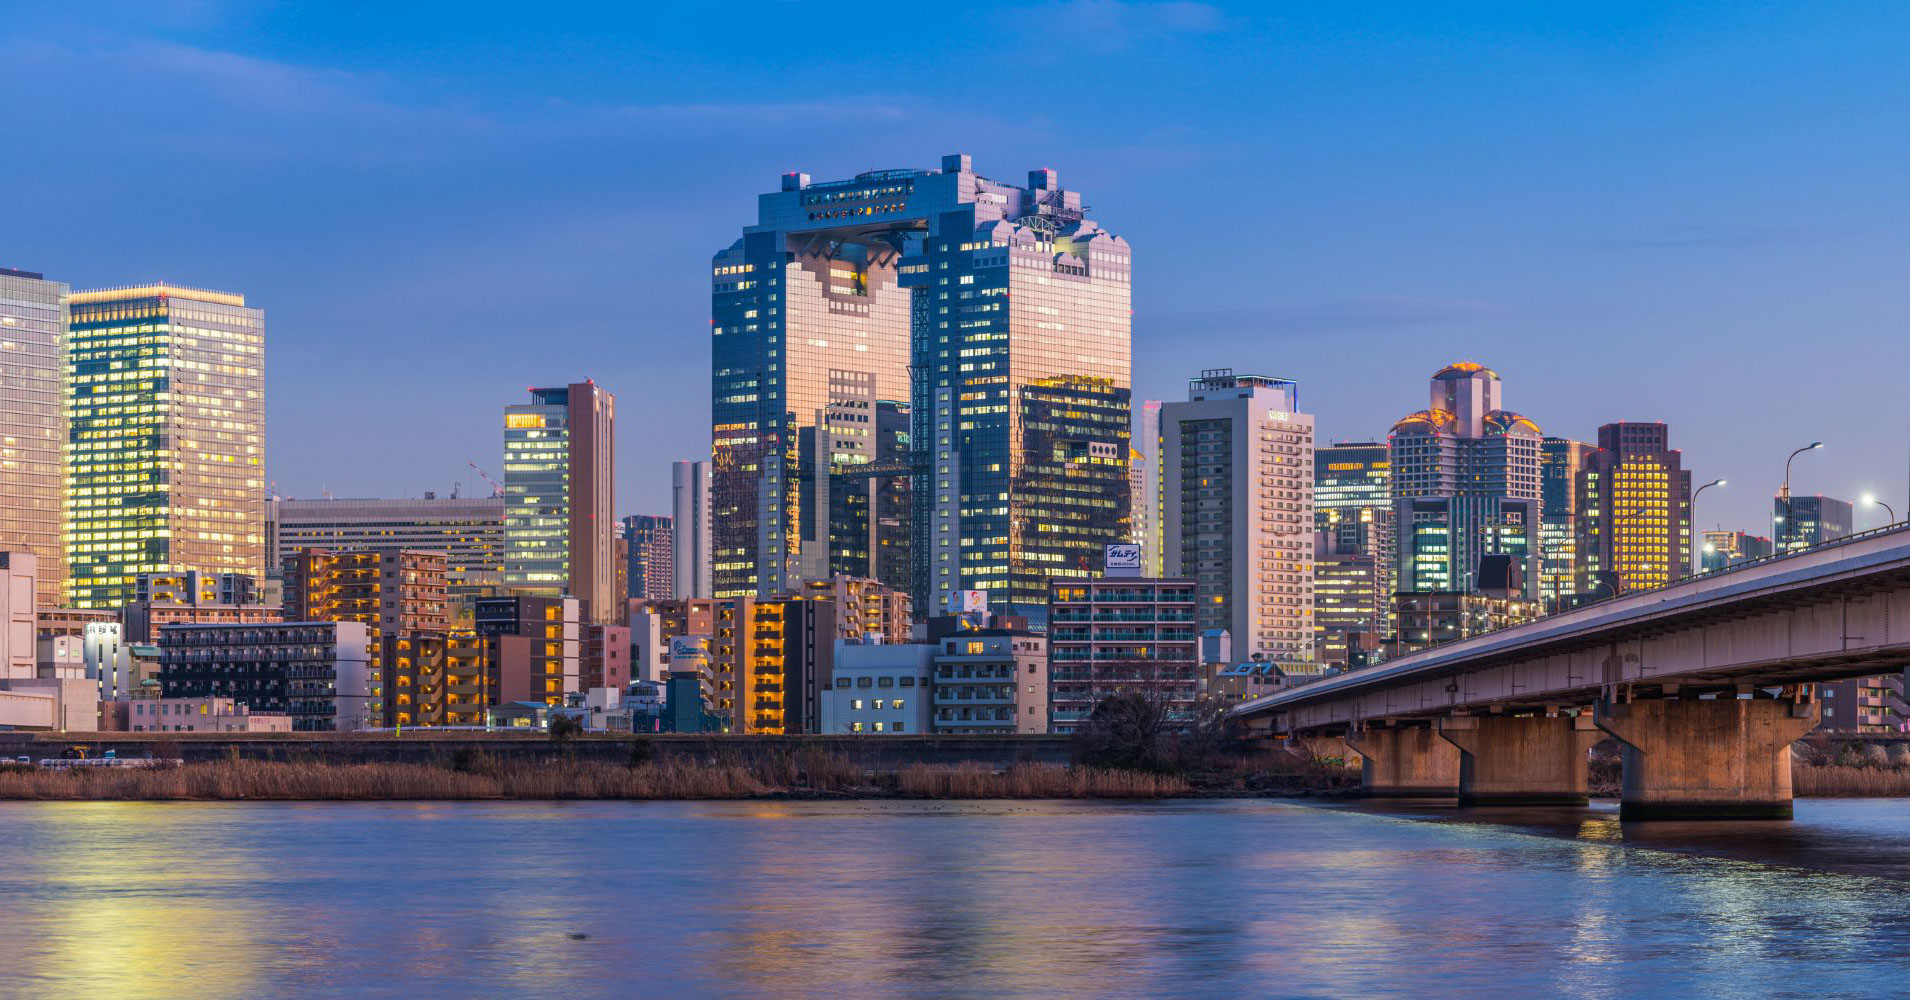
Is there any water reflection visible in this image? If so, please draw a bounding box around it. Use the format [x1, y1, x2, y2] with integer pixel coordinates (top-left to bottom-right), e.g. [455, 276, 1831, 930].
[0, 798, 1906, 997]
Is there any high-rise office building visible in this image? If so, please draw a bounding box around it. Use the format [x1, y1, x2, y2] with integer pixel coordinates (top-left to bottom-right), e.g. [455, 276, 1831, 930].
[1539, 437, 1594, 608]
[711, 168, 915, 600]
[65, 284, 265, 610]
[906, 158, 1133, 623]
[1700, 530, 1773, 572]
[622, 514, 674, 602]
[1389, 363, 1543, 599]
[502, 383, 615, 620]
[1775, 495, 1853, 553]
[271, 495, 505, 615]
[714, 154, 1132, 620]
[1162, 371, 1315, 662]
[671, 460, 712, 599]
[1575, 422, 1693, 596]
[0, 269, 67, 610]
[1314, 440, 1392, 667]
[1134, 399, 1164, 577]
[799, 382, 911, 595]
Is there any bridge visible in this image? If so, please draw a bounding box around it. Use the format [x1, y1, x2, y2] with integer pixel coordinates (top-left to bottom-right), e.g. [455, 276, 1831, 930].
[1235, 523, 1910, 819]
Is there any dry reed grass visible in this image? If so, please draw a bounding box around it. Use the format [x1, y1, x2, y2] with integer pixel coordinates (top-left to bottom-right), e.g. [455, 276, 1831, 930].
[896, 762, 1188, 799]
[1793, 764, 1910, 797]
[0, 756, 1184, 801]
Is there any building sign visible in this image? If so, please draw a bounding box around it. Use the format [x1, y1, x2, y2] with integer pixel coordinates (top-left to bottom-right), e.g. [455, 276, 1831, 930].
[953, 590, 988, 615]
[1105, 543, 1142, 578]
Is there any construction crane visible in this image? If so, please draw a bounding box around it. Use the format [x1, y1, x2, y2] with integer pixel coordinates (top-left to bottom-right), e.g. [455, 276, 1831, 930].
[468, 461, 504, 498]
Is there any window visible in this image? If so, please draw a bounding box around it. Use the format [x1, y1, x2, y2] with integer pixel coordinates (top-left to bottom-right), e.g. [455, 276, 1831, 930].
[892, 699, 905, 710]
[835, 677, 850, 688]
[873, 722, 886, 732]
[851, 722, 863, 732]
[877, 677, 894, 688]
[857, 677, 872, 688]
[893, 721, 904, 733]
[851, 699, 863, 710]
[900, 677, 915, 687]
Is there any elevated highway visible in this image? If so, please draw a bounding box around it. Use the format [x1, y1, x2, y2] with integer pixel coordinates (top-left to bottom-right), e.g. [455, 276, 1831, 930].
[1235, 523, 1910, 818]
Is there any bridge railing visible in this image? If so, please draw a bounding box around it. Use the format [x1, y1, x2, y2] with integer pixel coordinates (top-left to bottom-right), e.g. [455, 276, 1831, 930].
[1377, 520, 1910, 663]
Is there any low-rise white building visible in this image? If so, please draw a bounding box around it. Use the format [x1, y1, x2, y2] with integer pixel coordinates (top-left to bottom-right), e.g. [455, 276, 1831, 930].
[820, 640, 933, 735]
[933, 630, 1048, 734]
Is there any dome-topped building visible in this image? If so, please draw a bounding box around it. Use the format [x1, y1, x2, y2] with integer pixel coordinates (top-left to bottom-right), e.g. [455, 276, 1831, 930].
[1390, 408, 1456, 436]
[1483, 410, 1542, 437]
[1388, 363, 1546, 600]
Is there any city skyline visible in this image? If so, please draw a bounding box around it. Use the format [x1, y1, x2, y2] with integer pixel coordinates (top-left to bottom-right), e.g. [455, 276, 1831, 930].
[9, 3, 1910, 544]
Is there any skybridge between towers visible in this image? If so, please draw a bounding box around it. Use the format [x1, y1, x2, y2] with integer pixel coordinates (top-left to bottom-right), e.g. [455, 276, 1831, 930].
[1233, 523, 1910, 819]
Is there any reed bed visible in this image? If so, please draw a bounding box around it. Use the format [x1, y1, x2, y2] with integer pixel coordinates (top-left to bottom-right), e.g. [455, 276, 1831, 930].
[1793, 764, 1910, 797]
[896, 762, 1188, 799]
[0, 756, 1183, 801]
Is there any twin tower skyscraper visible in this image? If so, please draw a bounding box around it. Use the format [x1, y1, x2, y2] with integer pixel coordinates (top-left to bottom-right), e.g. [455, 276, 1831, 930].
[710, 154, 1134, 622]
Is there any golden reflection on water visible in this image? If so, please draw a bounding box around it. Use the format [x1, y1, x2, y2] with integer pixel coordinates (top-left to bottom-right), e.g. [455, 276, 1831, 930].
[10, 804, 272, 1000]
[2, 798, 1908, 996]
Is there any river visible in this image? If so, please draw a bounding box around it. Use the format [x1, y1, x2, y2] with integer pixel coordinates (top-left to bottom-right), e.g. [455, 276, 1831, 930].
[0, 797, 1904, 998]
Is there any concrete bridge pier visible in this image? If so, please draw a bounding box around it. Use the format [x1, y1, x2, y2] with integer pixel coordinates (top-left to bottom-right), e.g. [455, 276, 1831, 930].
[1595, 697, 1819, 820]
[1346, 725, 1459, 798]
[1438, 714, 1599, 806]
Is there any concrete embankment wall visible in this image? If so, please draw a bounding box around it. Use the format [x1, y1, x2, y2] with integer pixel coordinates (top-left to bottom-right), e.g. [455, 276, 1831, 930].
[0, 733, 1075, 770]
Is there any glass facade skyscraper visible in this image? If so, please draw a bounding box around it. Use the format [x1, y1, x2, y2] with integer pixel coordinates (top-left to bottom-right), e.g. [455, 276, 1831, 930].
[1775, 494, 1853, 554]
[1539, 436, 1593, 609]
[65, 284, 265, 610]
[905, 157, 1132, 622]
[0, 268, 68, 609]
[1315, 441, 1391, 668]
[713, 153, 1132, 620]
[711, 170, 914, 599]
[502, 382, 615, 620]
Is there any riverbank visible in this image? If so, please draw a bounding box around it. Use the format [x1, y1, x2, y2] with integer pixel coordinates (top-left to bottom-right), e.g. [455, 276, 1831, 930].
[0, 757, 1194, 801]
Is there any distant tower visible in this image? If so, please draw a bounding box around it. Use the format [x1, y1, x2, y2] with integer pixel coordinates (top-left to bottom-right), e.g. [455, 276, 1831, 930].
[1162, 370, 1315, 662]
[1540, 437, 1594, 608]
[1315, 441, 1392, 669]
[503, 382, 616, 621]
[0, 268, 67, 609]
[1575, 422, 1692, 595]
[1389, 363, 1543, 599]
[1134, 399, 1164, 577]
[66, 283, 266, 609]
[622, 515, 675, 602]
[672, 460, 712, 599]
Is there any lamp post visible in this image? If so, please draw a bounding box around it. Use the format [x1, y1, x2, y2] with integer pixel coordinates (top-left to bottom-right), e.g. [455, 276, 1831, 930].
[1778, 442, 1825, 552]
[1688, 479, 1725, 577]
[1863, 493, 1897, 526]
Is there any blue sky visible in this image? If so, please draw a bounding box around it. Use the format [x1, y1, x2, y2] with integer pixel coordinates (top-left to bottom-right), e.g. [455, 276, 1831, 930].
[6, 0, 1909, 535]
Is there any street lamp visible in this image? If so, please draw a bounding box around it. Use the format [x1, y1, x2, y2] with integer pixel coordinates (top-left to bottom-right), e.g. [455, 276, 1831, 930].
[1777, 442, 1825, 551]
[1863, 493, 1897, 525]
[1688, 479, 1725, 577]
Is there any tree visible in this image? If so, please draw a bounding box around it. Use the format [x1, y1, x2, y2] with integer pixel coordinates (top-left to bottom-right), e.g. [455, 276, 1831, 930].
[1073, 690, 1173, 772]
[548, 714, 584, 746]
